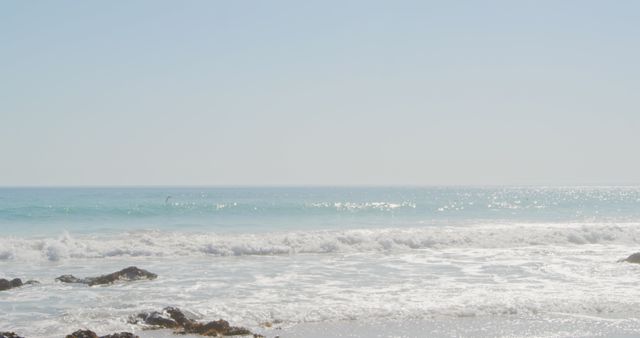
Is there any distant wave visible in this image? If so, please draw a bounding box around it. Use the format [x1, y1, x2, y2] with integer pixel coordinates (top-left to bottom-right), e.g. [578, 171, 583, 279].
[1, 222, 639, 262]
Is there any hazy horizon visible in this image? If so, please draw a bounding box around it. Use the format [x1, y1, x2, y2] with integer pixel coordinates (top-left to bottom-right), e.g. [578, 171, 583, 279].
[1, 184, 639, 189]
[2, 1, 639, 186]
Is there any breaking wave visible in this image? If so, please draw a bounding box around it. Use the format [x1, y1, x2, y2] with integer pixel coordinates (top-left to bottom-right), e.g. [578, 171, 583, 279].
[1, 222, 640, 262]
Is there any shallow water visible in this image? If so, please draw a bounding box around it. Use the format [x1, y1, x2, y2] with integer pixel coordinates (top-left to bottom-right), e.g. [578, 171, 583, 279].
[2, 187, 640, 337]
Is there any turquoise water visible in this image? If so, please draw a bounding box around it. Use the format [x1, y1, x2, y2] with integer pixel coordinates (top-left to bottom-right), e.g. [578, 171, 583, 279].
[2, 186, 640, 236]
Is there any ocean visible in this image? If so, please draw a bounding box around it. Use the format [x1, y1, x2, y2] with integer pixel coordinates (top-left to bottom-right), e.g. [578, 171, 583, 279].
[2, 187, 640, 337]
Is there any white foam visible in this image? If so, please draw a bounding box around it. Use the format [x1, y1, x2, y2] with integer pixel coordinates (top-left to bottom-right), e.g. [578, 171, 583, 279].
[3, 226, 640, 338]
[1, 222, 640, 263]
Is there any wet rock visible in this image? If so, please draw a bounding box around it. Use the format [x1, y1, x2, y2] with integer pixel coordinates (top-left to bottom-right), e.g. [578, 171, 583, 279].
[193, 318, 230, 333]
[0, 332, 25, 338]
[224, 326, 254, 336]
[164, 306, 192, 327]
[88, 266, 157, 286]
[66, 330, 98, 338]
[0, 278, 22, 291]
[65, 330, 138, 338]
[0, 278, 39, 291]
[101, 333, 139, 338]
[56, 267, 157, 286]
[619, 252, 640, 263]
[131, 307, 262, 337]
[133, 308, 182, 328]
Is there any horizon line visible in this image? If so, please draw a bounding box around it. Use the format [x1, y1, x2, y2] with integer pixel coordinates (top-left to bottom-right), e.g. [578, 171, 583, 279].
[1, 183, 639, 189]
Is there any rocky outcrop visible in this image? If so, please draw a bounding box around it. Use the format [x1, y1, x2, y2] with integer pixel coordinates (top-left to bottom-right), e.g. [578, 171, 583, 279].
[56, 267, 157, 286]
[65, 330, 138, 338]
[0, 332, 25, 338]
[0, 278, 38, 291]
[66, 330, 98, 338]
[101, 334, 138, 338]
[619, 252, 640, 263]
[131, 307, 262, 337]
[0, 279, 23, 291]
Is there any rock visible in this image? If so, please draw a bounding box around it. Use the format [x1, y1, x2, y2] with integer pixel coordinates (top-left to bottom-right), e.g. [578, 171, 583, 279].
[192, 319, 230, 334]
[224, 327, 254, 336]
[0, 278, 38, 291]
[65, 330, 138, 338]
[164, 306, 192, 327]
[131, 307, 262, 337]
[56, 267, 157, 286]
[620, 252, 640, 263]
[66, 330, 98, 338]
[101, 333, 139, 338]
[133, 308, 181, 328]
[88, 266, 157, 286]
[0, 332, 25, 338]
[0, 278, 22, 291]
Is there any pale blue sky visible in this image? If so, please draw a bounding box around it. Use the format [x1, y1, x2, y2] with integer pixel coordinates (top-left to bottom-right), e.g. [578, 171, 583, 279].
[1, 1, 639, 186]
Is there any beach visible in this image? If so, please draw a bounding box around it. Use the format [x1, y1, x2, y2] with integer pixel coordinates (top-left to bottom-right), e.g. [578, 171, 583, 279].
[4, 0, 639, 335]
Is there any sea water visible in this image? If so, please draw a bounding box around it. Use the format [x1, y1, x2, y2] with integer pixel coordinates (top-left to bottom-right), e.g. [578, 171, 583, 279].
[2, 187, 640, 337]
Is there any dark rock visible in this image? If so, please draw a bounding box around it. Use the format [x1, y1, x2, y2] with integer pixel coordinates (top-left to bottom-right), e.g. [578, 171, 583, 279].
[620, 252, 640, 263]
[164, 306, 192, 327]
[101, 333, 139, 338]
[88, 266, 157, 286]
[0, 332, 25, 338]
[132, 307, 262, 337]
[66, 330, 98, 338]
[133, 309, 181, 328]
[65, 330, 138, 338]
[0, 278, 38, 291]
[0, 278, 21, 291]
[224, 327, 254, 336]
[192, 319, 230, 333]
[56, 267, 157, 286]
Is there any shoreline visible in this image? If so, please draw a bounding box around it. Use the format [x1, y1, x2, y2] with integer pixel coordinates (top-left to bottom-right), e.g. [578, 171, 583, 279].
[6, 314, 640, 338]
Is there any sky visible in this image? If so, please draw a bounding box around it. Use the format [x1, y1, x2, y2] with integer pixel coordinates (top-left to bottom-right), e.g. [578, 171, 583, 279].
[1, 1, 639, 186]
